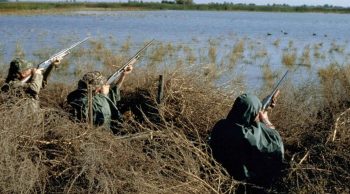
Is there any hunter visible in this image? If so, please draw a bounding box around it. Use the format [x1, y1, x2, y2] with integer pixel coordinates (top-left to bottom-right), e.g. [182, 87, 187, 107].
[209, 91, 285, 187]
[66, 65, 133, 134]
[1, 57, 61, 111]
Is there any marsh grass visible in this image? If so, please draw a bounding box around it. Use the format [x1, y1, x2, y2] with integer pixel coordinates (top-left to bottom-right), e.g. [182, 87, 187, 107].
[299, 45, 311, 67]
[329, 42, 345, 54]
[261, 63, 276, 88]
[0, 38, 350, 193]
[273, 39, 280, 47]
[228, 39, 245, 69]
[0, 43, 4, 64]
[183, 46, 196, 64]
[313, 43, 326, 60]
[282, 48, 297, 68]
[14, 41, 25, 59]
[208, 41, 218, 64]
[120, 37, 132, 54]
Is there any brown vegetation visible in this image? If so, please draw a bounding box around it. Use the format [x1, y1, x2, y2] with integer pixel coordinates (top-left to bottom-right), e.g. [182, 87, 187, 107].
[0, 39, 349, 193]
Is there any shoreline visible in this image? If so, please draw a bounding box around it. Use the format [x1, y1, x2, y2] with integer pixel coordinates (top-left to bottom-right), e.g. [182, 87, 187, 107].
[0, 2, 350, 15]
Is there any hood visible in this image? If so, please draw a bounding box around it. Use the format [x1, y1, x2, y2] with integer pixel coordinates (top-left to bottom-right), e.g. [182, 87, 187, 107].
[226, 93, 262, 126]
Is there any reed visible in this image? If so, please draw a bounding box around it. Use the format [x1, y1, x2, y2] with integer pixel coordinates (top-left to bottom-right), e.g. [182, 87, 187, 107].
[329, 42, 345, 54]
[273, 39, 280, 47]
[120, 37, 132, 54]
[300, 45, 311, 67]
[1, 37, 350, 193]
[261, 62, 275, 88]
[282, 49, 297, 68]
[228, 39, 245, 69]
[208, 41, 217, 64]
[14, 41, 25, 59]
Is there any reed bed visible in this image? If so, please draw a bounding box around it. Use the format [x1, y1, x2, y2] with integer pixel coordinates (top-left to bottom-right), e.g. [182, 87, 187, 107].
[0, 38, 349, 193]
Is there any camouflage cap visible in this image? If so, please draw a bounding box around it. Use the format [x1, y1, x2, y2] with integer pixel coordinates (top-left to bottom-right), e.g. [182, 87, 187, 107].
[78, 71, 107, 90]
[10, 58, 33, 73]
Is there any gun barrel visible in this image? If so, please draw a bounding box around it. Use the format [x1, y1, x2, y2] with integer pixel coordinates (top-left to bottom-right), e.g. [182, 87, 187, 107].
[38, 37, 90, 69]
[106, 39, 154, 85]
[119, 39, 154, 71]
[270, 70, 289, 95]
[21, 37, 89, 83]
[262, 70, 289, 110]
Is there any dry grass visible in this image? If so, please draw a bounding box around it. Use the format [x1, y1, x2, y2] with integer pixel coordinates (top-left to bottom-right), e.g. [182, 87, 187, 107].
[0, 68, 239, 193]
[282, 49, 297, 68]
[228, 39, 245, 69]
[299, 45, 311, 67]
[0, 38, 349, 193]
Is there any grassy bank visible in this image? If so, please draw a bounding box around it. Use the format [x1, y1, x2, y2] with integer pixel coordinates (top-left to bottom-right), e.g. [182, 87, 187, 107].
[0, 2, 350, 14]
[0, 38, 350, 193]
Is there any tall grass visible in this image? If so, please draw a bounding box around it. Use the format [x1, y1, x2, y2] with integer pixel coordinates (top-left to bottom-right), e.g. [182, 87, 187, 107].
[282, 44, 297, 68]
[300, 45, 311, 67]
[0, 38, 349, 193]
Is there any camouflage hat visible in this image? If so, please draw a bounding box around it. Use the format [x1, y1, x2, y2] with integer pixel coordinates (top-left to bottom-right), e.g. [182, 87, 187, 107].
[10, 58, 33, 73]
[78, 71, 107, 90]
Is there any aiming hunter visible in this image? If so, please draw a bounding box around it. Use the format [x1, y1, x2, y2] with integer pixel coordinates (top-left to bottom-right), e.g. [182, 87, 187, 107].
[209, 91, 285, 187]
[1, 57, 62, 111]
[66, 65, 133, 134]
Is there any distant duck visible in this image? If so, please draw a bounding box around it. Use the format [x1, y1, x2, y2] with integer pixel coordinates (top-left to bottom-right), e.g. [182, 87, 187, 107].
[281, 30, 288, 35]
[267, 33, 272, 36]
[312, 33, 317, 36]
[324, 34, 328, 37]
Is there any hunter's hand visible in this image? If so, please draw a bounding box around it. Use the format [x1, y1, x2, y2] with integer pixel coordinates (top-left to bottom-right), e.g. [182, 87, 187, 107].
[52, 56, 63, 67]
[258, 111, 275, 129]
[270, 89, 280, 109]
[123, 65, 133, 75]
[101, 84, 110, 96]
[33, 68, 44, 75]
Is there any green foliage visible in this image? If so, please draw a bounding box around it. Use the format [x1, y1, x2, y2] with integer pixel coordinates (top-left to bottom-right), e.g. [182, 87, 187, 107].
[176, 0, 193, 5]
[0, 2, 349, 13]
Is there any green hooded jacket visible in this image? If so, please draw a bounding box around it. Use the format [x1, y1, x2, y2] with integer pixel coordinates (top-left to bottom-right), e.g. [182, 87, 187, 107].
[67, 85, 123, 134]
[210, 93, 284, 185]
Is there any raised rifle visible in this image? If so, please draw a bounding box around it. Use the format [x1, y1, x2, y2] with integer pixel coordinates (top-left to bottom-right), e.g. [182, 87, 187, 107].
[21, 37, 90, 83]
[106, 39, 154, 85]
[261, 70, 289, 111]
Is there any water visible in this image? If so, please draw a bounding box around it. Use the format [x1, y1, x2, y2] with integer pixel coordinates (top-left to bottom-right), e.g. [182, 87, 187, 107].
[1, 10, 350, 89]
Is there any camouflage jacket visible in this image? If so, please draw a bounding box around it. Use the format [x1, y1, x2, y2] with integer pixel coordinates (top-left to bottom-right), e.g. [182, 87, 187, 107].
[67, 85, 123, 133]
[1, 73, 43, 111]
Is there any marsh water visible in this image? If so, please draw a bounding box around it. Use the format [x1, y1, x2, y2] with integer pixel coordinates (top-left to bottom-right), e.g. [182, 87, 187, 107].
[1, 10, 350, 89]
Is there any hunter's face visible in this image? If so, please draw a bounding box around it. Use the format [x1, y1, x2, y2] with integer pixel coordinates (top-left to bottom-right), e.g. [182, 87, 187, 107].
[19, 69, 32, 79]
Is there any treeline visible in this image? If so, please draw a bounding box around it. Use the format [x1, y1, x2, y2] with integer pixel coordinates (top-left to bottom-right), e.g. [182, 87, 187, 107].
[0, 1, 349, 13]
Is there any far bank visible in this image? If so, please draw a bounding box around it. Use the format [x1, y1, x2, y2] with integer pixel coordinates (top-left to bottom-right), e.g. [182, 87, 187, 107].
[0, 2, 350, 15]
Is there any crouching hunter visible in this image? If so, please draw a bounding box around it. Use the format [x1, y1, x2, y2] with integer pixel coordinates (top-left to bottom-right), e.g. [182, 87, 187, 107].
[1, 57, 61, 111]
[67, 65, 133, 134]
[209, 91, 285, 187]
